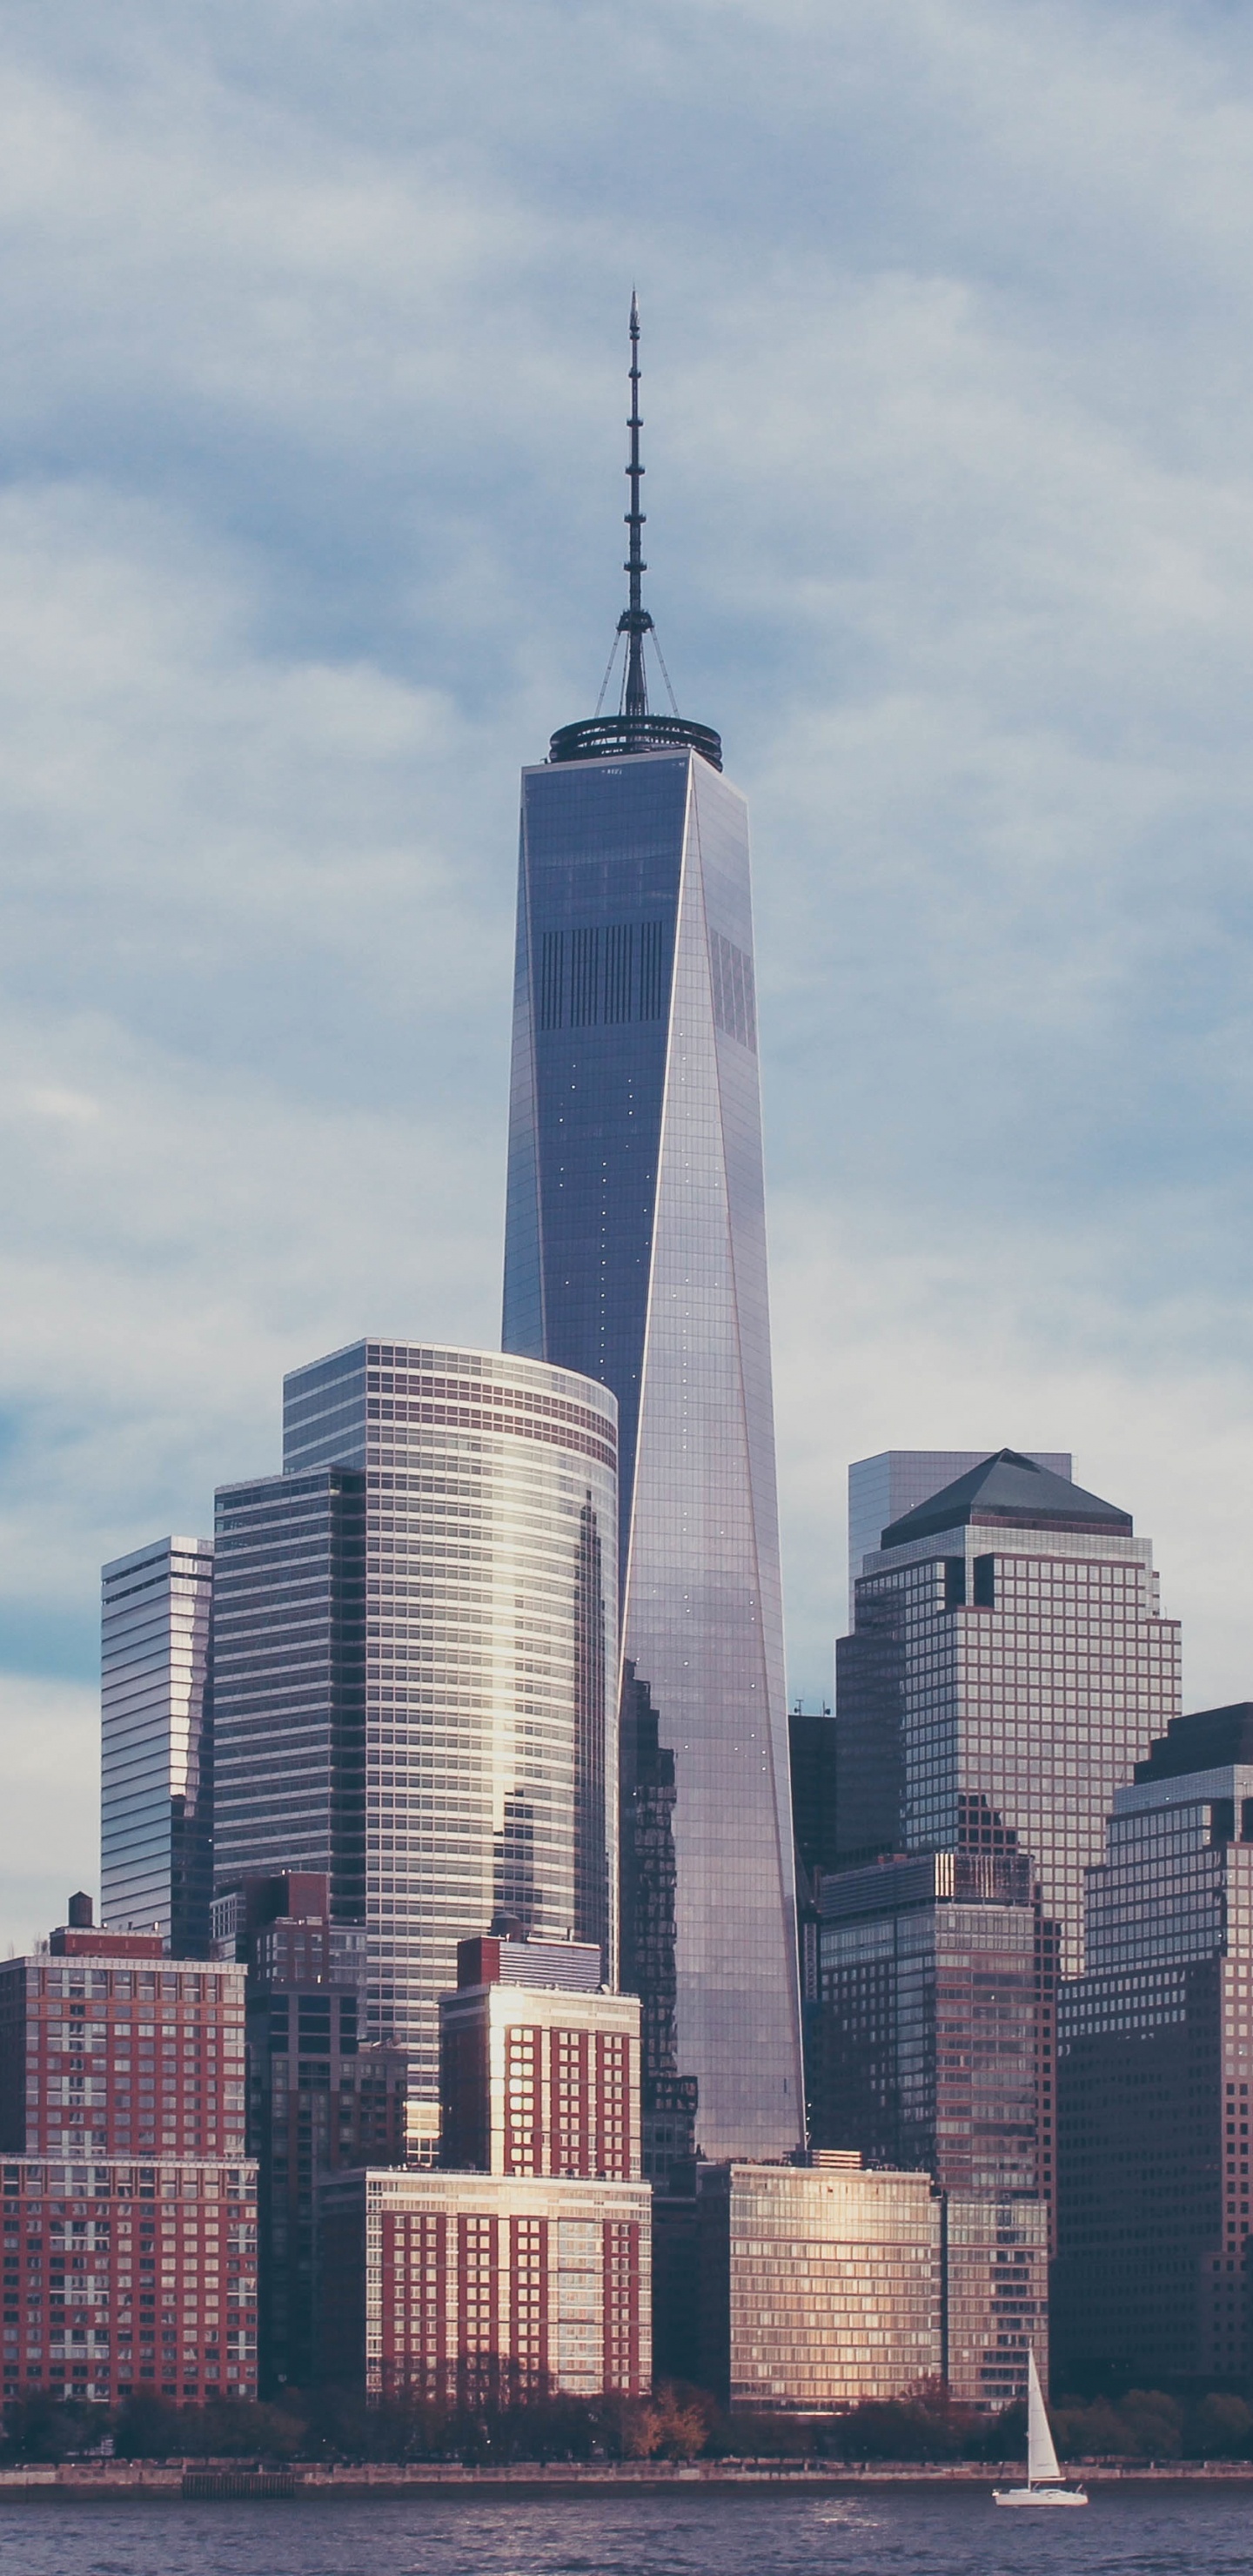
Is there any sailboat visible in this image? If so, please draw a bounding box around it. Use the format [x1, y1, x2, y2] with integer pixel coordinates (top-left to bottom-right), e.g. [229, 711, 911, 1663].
[993, 2350, 1089, 2507]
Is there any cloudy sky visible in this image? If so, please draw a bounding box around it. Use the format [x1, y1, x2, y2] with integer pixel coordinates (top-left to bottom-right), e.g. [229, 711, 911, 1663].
[3, 0, 1253, 1942]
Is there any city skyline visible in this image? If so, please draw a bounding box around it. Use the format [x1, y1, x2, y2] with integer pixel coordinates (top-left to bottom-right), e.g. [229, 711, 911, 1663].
[9, 6, 1253, 1947]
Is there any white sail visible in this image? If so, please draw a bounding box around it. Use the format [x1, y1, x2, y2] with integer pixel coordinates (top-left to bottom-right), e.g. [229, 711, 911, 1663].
[1027, 2350, 1061, 2485]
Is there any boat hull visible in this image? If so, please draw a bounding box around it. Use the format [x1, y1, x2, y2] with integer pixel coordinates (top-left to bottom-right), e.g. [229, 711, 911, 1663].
[993, 2485, 1089, 2508]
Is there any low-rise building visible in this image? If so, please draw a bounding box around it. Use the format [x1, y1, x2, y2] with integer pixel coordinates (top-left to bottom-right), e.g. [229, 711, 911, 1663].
[317, 2164, 651, 2403]
[662, 2154, 941, 2412]
[943, 2193, 1049, 2411]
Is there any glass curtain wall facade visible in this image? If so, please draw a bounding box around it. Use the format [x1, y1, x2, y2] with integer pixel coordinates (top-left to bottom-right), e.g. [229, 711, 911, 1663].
[847, 1453, 1072, 1627]
[1055, 1705, 1253, 2391]
[101, 1538, 214, 1956]
[815, 1850, 1055, 2204]
[211, 1343, 619, 2106]
[211, 1468, 367, 1921]
[835, 1452, 1181, 1976]
[502, 747, 801, 2161]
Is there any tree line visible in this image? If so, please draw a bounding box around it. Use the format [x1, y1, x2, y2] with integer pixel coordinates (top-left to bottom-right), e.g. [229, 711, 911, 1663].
[4, 2376, 1253, 2464]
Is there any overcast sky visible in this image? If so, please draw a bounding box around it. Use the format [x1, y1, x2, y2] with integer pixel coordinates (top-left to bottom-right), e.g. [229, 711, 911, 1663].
[3, 0, 1253, 1943]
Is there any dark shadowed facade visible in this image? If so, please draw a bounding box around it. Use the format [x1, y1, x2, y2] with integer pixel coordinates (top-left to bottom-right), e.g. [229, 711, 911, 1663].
[1055, 1705, 1253, 2393]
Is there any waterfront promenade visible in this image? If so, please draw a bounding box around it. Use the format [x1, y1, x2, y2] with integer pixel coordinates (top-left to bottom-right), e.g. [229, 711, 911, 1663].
[1, 2457, 1251, 2499]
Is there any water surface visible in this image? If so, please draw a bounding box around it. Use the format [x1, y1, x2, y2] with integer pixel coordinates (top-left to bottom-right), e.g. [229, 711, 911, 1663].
[0, 2486, 1247, 2576]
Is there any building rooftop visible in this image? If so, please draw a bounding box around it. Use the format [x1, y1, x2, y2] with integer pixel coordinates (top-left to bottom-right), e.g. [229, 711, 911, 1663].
[1135, 1703, 1253, 1783]
[879, 1447, 1132, 1550]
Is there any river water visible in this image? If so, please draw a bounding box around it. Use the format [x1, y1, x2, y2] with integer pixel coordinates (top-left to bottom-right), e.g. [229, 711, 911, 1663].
[0, 2488, 1247, 2576]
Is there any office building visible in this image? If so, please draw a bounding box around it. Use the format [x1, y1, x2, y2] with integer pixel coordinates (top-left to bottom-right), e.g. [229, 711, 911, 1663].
[0, 1900, 247, 2162]
[788, 1703, 840, 1893]
[0, 2154, 258, 2407]
[654, 2152, 1045, 2414]
[225, 1872, 406, 2395]
[1055, 1704, 1253, 2392]
[836, 1449, 1181, 1974]
[815, 1851, 1056, 2212]
[813, 1852, 1054, 2407]
[943, 2195, 1050, 2412]
[662, 2155, 941, 2411]
[848, 1453, 1071, 1622]
[319, 1923, 650, 2403]
[211, 1341, 620, 2109]
[101, 1536, 214, 1955]
[500, 303, 802, 2159]
[439, 1929, 640, 2178]
[317, 2163, 651, 2404]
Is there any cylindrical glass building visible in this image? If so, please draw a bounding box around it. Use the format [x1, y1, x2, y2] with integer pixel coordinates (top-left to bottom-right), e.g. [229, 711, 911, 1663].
[211, 1343, 619, 2106]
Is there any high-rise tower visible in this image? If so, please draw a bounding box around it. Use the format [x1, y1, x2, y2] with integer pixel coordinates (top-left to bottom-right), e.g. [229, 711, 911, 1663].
[211, 1341, 619, 2111]
[101, 1536, 214, 1956]
[502, 302, 802, 2160]
[836, 1448, 1182, 1975]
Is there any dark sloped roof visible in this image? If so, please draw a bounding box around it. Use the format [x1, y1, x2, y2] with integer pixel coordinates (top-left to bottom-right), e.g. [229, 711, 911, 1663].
[879, 1447, 1132, 1550]
[1135, 1704, 1253, 1783]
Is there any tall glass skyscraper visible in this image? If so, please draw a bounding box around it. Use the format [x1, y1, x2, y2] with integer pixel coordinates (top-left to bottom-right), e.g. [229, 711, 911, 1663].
[501, 305, 802, 2160]
[836, 1449, 1182, 1975]
[211, 1341, 619, 2107]
[100, 1535, 214, 1955]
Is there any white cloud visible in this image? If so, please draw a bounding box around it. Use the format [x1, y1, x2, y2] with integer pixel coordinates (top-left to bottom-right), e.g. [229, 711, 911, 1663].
[0, 1677, 98, 1955]
[0, 0, 1252, 1815]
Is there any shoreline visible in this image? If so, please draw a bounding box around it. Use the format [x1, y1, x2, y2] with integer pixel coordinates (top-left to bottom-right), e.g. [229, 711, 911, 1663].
[0, 2458, 1251, 2499]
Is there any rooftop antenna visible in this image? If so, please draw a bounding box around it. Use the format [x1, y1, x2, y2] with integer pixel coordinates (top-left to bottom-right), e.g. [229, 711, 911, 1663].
[547, 295, 722, 769]
[619, 292, 652, 720]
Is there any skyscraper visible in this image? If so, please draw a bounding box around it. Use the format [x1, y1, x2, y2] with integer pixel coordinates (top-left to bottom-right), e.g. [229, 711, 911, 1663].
[847, 1452, 1073, 1624]
[211, 1341, 619, 2108]
[1055, 1704, 1253, 2391]
[501, 301, 802, 2160]
[101, 1536, 214, 1956]
[836, 1448, 1181, 1975]
[814, 1849, 1055, 2409]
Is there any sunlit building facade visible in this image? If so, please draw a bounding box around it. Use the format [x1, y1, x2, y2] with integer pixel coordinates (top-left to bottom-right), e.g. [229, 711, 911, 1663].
[211, 1343, 619, 2110]
[816, 1850, 1056, 2210]
[318, 2163, 651, 2404]
[681, 2155, 941, 2410]
[439, 1931, 640, 2180]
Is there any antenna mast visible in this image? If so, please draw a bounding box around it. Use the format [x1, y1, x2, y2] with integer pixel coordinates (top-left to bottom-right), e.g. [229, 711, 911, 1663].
[619, 292, 653, 718]
[546, 291, 722, 769]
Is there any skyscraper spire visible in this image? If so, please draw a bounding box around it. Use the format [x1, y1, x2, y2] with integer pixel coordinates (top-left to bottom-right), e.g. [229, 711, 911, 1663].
[547, 298, 721, 769]
[619, 291, 652, 721]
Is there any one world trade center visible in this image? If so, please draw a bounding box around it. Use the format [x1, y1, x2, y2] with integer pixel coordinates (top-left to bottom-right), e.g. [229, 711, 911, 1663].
[502, 302, 802, 2161]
